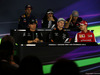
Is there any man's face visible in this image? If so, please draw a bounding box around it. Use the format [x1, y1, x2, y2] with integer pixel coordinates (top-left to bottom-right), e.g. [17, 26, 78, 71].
[25, 8, 32, 14]
[57, 21, 64, 29]
[72, 16, 78, 20]
[29, 23, 36, 30]
[79, 25, 86, 31]
[47, 13, 53, 17]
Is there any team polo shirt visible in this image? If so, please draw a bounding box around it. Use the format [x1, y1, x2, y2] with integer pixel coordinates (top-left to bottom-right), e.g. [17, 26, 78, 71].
[75, 30, 96, 42]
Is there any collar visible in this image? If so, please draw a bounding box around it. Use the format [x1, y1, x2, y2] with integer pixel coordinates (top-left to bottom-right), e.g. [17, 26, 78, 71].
[25, 13, 32, 17]
[56, 27, 63, 31]
[81, 30, 90, 33]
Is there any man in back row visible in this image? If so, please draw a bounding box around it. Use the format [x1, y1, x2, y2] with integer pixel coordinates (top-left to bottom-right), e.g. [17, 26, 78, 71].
[42, 9, 57, 29]
[64, 10, 82, 31]
[18, 5, 37, 29]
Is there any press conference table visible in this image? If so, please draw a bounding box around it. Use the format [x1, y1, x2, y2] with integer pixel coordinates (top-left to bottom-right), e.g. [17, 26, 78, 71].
[16, 43, 99, 64]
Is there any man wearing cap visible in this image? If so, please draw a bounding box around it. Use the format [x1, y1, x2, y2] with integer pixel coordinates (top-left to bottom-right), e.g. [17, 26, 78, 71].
[23, 19, 43, 44]
[18, 5, 37, 29]
[75, 20, 96, 42]
[64, 10, 82, 31]
[42, 9, 57, 29]
[50, 18, 69, 43]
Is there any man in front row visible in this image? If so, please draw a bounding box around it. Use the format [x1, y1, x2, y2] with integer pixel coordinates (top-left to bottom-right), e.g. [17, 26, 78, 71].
[75, 20, 96, 42]
[50, 18, 69, 43]
[23, 19, 43, 44]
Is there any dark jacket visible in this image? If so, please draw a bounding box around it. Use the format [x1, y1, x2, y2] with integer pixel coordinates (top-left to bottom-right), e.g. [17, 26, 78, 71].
[18, 14, 36, 29]
[66, 17, 82, 31]
[42, 16, 57, 28]
[50, 28, 69, 43]
[23, 28, 43, 44]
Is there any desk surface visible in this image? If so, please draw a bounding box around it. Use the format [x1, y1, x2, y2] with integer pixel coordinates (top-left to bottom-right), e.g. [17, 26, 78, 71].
[15, 44, 100, 74]
[16, 43, 99, 64]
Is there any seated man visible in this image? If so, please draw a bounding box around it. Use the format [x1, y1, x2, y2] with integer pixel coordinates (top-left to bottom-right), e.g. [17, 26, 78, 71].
[75, 20, 96, 42]
[64, 10, 82, 31]
[41, 9, 57, 29]
[18, 5, 37, 29]
[50, 18, 69, 43]
[23, 19, 43, 44]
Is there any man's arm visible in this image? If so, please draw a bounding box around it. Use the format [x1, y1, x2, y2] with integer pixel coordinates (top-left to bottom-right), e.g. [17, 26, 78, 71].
[49, 30, 54, 42]
[18, 16, 24, 29]
[27, 38, 43, 44]
[35, 38, 43, 43]
[27, 40, 34, 44]
[64, 15, 72, 28]
[75, 33, 79, 42]
[48, 16, 55, 21]
[92, 33, 96, 42]
[41, 19, 48, 28]
[27, 38, 39, 44]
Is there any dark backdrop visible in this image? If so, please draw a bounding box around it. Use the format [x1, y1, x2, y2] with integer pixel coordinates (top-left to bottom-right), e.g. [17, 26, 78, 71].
[0, 0, 100, 43]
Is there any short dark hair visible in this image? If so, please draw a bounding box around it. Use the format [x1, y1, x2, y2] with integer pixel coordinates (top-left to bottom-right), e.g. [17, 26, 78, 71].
[51, 58, 81, 75]
[25, 5, 32, 10]
[18, 56, 43, 75]
[1, 35, 15, 46]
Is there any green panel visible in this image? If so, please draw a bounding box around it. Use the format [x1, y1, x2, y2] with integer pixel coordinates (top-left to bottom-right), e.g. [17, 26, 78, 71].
[0, 38, 1, 44]
[43, 57, 100, 74]
[43, 64, 53, 74]
[88, 25, 100, 37]
[75, 57, 100, 67]
[15, 43, 18, 46]
[98, 43, 100, 45]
